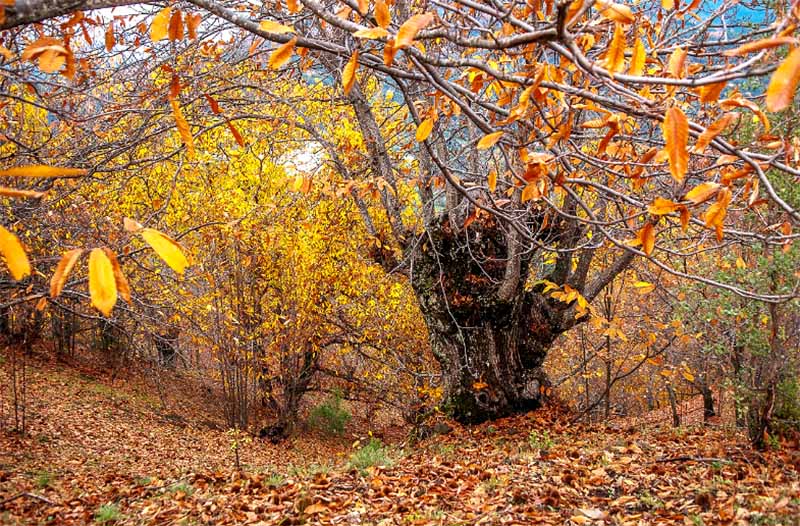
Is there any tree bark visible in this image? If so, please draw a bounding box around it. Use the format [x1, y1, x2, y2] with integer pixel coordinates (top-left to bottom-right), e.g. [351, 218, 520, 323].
[409, 217, 572, 424]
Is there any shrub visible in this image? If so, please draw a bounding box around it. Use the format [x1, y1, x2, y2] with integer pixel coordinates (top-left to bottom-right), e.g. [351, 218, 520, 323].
[528, 430, 554, 450]
[308, 391, 351, 436]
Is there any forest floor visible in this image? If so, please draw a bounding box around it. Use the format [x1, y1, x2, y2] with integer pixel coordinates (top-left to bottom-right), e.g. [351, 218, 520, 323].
[1, 352, 799, 526]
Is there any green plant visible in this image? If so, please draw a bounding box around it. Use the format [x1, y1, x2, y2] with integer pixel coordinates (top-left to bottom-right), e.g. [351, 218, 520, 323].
[528, 430, 554, 450]
[267, 473, 285, 486]
[349, 438, 392, 473]
[689, 514, 705, 526]
[34, 470, 52, 489]
[167, 481, 194, 496]
[308, 390, 351, 436]
[95, 503, 123, 524]
[638, 491, 664, 511]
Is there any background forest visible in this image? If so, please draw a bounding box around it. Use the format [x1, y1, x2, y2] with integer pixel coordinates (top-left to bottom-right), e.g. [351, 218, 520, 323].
[1, 0, 800, 523]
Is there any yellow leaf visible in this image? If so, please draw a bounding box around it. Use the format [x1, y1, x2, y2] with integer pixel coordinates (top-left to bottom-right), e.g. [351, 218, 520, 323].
[395, 12, 434, 50]
[604, 23, 626, 73]
[736, 256, 747, 269]
[150, 7, 171, 42]
[0, 187, 45, 199]
[356, 0, 368, 15]
[648, 197, 680, 215]
[477, 131, 504, 150]
[766, 47, 800, 112]
[693, 113, 734, 152]
[662, 106, 689, 183]
[50, 248, 83, 298]
[0, 226, 31, 280]
[140, 228, 189, 274]
[89, 248, 117, 316]
[170, 99, 195, 159]
[662, 0, 674, 9]
[488, 168, 497, 192]
[684, 182, 719, 204]
[629, 36, 646, 76]
[104, 248, 131, 304]
[416, 118, 434, 142]
[353, 27, 389, 39]
[342, 49, 358, 95]
[38, 49, 65, 73]
[0, 165, 86, 178]
[375, 0, 391, 29]
[259, 20, 295, 34]
[633, 281, 655, 294]
[681, 370, 695, 382]
[268, 37, 296, 69]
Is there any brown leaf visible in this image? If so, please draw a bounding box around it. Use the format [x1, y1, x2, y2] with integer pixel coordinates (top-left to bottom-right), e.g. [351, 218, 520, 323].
[50, 248, 83, 298]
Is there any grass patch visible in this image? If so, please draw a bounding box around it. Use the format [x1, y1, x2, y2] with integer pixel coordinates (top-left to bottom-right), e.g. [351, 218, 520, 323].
[95, 503, 123, 524]
[349, 438, 393, 473]
[34, 470, 53, 489]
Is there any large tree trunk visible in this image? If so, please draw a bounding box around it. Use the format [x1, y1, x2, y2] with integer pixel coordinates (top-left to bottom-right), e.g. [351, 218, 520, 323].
[410, 216, 570, 424]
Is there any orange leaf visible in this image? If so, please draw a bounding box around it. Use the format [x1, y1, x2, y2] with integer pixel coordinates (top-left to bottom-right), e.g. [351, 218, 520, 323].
[596, 0, 635, 24]
[168, 9, 183, 41]
[698, 81, 727, 103]
[0, 226, 31, 280]
[259, 20, 294, 34]
[724, 36, 797, 57]
[356, 0, 368, 15]
[629, 36, 646, 76]
[150, 7, 171, 42]
[416, 118, 434, 142]
[50, 248, 83, 298]
[88, 248, 117, 316]
[353, 27, 389, 39]
[693, 113, 734, 152]
[0, 187, 45, 199]
[395, 12, 434, 49]
[170, 99, 195, 159]
[104, 248, 131, 304]
[186, 13, 202, 39]
[383, 38, 397, 66]
[0, 165, 86, 178]
[342, 49, 359, 95]
[667, 47, 687, 78]
[662, 107, 689, 183]
[105, 22, 115, 51]
[268, 37, 296, 69]
[477, 131, 504, 150]
[286, 0, 302, 14]
[375, 0, 391, 29]
[488, 168, 497, 192]
[684, 182, 720, 204]
[227, 122, 245, 147]
[766, 47, 800, 112]
[639, 223, 655, 256]
[604, 23, 626, 73]
[648, 197, 681, 215]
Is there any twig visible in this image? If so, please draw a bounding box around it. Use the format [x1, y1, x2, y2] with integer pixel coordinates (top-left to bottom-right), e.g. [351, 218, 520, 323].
[654, 456, 731, 464]
[0, 492, 58, 507]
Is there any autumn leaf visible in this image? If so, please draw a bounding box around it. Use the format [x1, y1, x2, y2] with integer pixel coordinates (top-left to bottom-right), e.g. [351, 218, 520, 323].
[724, 36, 797, 57]
[375, 0, 391, 29]
[0, 226, 31, 280]
[648, 197, 681, 215]
[268, 37, 296, 69]
[0, 187, 45, 199]
[395, 13, 434, 49]
[50, 248, 83, 298]
[629, 36, 646, 76]
[684, 182, 720, 204]
[633, 281, 655, 294]
[415, 118, 434, 142]
[88, 248, 117, 316]
[353, 27, 389, 39]
[662, 106, 689, 183]
[667, 47, 687, 78]
[150, 7, 171, 41]
[104, 248, 131, 304]
[286, 0, 302, 13]
[766, 47, 800, 112]
[140, 228, 189, 274]
[488, 168, 497, 192]
[632, 223, 656, 256]
[170, 99, 195, 159]
[123, 217, 144, 232]
[698, 81, 727, 103]
[596, 0, 635, 24]
[0, 165, 86, 178]
[227, 121, 245, 148]
[168, 9, 183, 41]
[704, 187, 731, 241]
[342, 49, 359, 95]
[105, 22, 115, 51]
[259, 20, 295, 34]
[604, 23, 626, 73]
[477, 131, 504, 150]
[693, 113, 734, 152]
